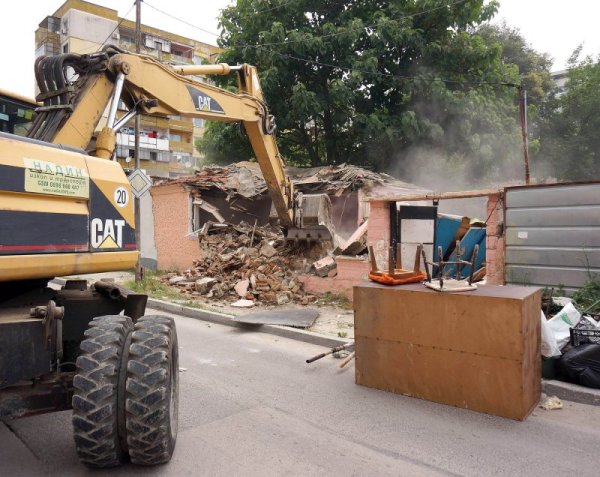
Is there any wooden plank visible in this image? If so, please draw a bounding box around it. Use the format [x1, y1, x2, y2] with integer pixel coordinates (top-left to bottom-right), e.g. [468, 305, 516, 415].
[366, 189, 501, 202]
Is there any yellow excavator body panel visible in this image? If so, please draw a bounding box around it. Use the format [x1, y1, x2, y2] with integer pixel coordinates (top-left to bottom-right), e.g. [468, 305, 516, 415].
[0, 132, 138, 282]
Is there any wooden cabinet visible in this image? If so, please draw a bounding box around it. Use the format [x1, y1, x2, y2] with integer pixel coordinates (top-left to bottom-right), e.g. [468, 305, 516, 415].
[354, 283, 541, 420]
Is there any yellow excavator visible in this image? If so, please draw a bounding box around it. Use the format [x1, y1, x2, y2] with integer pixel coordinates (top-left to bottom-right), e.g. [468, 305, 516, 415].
[0, 46, 334, 468]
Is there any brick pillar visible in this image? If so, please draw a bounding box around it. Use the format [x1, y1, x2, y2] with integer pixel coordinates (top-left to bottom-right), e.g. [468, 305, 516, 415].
[367, 200, 390, 271]
[485, 193, 505, 285]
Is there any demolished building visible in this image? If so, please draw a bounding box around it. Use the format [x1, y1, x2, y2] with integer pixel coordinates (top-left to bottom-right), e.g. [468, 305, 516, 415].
[148, 161, 429, 271]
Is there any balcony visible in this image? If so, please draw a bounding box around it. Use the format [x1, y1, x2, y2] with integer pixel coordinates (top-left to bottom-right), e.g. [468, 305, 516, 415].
[168, 118, 194, 133]
[169, 140, 193, 154]
[116, 132, 169, 151]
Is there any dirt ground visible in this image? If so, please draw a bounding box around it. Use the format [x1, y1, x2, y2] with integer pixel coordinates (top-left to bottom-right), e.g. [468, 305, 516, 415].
[61, 271, 355, 339]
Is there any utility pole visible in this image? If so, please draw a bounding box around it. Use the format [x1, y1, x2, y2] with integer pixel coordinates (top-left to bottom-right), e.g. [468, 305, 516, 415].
[519, 87, 530, 185]
[134, 0, 143, 281]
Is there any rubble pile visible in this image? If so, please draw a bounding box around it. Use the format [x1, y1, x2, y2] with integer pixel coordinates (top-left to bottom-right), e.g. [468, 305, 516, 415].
[164, 222, 320, 306]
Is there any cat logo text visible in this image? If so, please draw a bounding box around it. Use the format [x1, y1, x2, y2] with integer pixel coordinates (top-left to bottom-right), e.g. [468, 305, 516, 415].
[91, 218, 125, 249]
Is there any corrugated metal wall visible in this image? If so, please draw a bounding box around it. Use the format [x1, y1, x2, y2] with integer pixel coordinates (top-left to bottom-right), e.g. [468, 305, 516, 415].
[504, 183, 600, 293]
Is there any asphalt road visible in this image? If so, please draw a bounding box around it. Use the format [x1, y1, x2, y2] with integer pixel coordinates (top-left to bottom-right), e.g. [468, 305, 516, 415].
[2, 310, 600, 476]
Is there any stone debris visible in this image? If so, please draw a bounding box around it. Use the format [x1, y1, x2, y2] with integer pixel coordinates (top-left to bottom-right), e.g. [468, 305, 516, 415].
[231, 299, 255, 308]
[163, 221, 321, 306]
[313, 256, 337, 278]
[169, 276, 186, 285]
[195, 277, 217, 294]
[234, 279, 250, 297]
[540, 395, 563, 410]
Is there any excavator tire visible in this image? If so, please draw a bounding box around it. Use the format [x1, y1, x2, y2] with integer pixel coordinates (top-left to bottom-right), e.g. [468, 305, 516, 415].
[72, 315, 133, 468]
[125, 315, 179, 465]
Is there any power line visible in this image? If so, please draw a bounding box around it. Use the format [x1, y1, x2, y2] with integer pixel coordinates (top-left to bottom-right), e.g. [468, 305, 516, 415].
[142, 0, 470, 52]
[144, 1, 220, 37]
[273, 52, 520, 88]
[94, 1, 518, 88]
[232, 0, 470, 49]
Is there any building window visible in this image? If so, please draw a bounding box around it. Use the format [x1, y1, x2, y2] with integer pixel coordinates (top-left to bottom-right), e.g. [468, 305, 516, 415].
[128, 149, 135, 158]
[169, 133, 182, 142]
[193, 118, 205, 128]
[149, 151, 157, 161]
[62, 43, 69, 54]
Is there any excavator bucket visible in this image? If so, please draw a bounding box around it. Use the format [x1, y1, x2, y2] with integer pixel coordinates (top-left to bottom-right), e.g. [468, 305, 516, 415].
[286, 193, 336, 243]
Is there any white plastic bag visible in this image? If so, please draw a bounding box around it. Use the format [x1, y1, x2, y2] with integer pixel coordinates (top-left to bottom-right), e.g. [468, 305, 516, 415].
[541, 311, 561, 357]
[547, 302, 581, 350]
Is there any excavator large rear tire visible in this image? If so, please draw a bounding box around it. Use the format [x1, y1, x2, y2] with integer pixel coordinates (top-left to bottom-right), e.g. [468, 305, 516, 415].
[125, 315, 179, 465]
[72, 315, 133, 468]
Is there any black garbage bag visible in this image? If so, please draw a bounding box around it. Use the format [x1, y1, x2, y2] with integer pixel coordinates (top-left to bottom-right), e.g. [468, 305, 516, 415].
[557, 344, 600, 389]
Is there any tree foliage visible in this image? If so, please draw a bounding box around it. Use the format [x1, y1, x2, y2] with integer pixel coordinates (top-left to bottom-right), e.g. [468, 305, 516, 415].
[200, 0, 530, 184]
[478, 22, 553, 107]
[537, 50, 600, 180]
[477, 22, 555, 161]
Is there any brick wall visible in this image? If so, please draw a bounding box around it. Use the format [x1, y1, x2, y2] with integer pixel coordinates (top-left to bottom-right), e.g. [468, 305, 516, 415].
[151, 184, 200, 271]
[367, 200, 391, 270]
[485, 193, 505, 285]
[299, 256, 368, 301]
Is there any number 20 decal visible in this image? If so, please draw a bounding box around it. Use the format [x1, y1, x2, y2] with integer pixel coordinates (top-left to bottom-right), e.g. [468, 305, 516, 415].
[114, 186, 129, 208]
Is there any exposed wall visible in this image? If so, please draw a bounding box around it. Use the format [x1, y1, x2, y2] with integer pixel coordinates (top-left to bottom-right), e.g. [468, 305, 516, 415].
[485, 193, 505, 285]
[299, 257, 369, 301]
[62, 8, 116, 45]
[367, 201, 391, 270]
[151, 184, 200, 271]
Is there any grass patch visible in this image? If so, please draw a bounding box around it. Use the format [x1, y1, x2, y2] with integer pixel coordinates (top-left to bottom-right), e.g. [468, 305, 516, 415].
[315, 292, 353, 310]
[124, 274, 181, 301]
[573, 275, 600, 312]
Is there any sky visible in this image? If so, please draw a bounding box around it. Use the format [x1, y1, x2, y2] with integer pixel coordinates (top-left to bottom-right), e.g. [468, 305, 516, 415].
[1, 0, 599, 98]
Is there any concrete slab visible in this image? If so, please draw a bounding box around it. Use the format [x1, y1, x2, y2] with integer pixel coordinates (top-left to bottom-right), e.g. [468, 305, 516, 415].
[233, 308, 319, 327]
[147, 299, 349, 349]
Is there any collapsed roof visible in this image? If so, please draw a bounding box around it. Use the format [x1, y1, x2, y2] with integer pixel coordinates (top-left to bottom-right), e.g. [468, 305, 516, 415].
[153, 161, 427, 198]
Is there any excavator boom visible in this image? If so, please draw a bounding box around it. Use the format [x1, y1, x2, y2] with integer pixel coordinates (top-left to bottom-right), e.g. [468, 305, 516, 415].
[28, 47, 335, 242]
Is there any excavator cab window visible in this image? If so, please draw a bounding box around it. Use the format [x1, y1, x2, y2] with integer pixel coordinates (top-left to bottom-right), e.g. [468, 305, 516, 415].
[0, 93, 36, 136]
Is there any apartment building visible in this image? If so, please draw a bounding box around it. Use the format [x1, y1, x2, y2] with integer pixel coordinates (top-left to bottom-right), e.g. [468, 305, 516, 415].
[35, 0, 221, 177]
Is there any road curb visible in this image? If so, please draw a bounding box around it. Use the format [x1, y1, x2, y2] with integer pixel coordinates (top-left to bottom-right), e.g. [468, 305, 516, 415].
[147, 298, 350, 349]
[542, 379, 600, 407]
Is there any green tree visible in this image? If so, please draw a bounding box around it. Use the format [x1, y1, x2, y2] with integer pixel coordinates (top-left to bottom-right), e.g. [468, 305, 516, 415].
[537, 50, 600, 180]
[478, 22, 553, 107]
[202, 0, 524, 183]
[477, 22, 554, 163]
